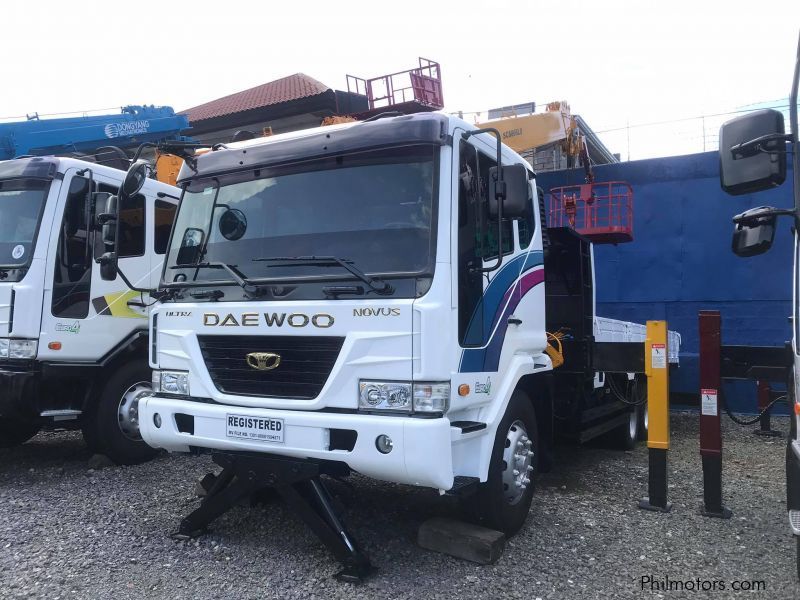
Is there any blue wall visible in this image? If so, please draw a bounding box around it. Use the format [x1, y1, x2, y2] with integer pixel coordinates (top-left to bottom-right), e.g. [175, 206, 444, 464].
[537, 152, 795, 412]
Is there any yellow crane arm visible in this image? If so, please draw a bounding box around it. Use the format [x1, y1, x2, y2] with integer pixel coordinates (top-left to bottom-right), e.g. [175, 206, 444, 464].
[475, 110, 573, 152]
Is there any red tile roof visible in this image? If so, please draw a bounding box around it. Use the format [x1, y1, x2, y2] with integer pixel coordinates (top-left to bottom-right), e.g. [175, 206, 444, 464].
[183, 73, 331, 123]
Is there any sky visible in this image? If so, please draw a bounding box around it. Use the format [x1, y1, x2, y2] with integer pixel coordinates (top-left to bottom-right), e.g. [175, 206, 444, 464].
[2, 1, 798, 160]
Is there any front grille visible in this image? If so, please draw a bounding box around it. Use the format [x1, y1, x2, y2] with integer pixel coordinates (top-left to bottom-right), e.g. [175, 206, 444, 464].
[197, 335, 345, 399]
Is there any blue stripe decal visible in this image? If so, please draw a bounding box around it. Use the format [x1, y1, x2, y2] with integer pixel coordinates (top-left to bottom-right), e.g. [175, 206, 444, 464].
[459, 250, 544, 373]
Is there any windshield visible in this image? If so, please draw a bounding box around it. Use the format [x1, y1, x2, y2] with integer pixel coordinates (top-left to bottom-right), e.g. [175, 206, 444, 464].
[0, 179, 49, 269]
[165, 145, 438, 295]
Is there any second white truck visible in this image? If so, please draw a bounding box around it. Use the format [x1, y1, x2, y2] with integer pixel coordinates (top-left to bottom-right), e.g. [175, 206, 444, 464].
[0, 156, 179, 463]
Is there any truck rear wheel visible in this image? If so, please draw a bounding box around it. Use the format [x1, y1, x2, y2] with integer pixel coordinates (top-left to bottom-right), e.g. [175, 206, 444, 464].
[0, 419, 40, 448]
[465, 390, 538, 536]
[638, 400, 649, 441]
[607, 405, 640, 450]
[82, 362, 158, 465]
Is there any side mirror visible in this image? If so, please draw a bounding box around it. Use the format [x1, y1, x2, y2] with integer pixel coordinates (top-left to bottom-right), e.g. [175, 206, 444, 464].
[731, 206, 777, 257]
[98, 252, 118, 280]
[92, 192, 112, 231]
[719, 109, 787, 195]
[122, 160, 152, 197]
[176, 227, 205, 265]
[99, 194, 118, 247]
[489, 164, 529, 218]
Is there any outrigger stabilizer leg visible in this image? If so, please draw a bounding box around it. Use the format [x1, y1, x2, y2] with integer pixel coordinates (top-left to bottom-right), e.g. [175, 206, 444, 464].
[171, 452, 373, 583]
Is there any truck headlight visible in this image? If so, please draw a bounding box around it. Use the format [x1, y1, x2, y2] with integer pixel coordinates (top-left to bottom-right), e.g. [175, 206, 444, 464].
[156, 370, 190, 395]
[9, 339, 38, 359]
[358, 381, 449, 414]
[359, 381, 412, 412]
[0, 339, 37, 359]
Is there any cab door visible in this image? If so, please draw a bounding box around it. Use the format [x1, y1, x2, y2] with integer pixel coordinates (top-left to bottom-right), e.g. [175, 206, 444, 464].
[39, 169, 149, 362]
[453, 135, 545, 375]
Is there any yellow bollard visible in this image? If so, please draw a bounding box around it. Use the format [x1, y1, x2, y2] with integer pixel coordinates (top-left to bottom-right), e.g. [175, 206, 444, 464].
[639, 320, 672, 512]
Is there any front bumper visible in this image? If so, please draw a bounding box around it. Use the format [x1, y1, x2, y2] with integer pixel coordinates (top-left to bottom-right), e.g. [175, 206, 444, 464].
[139, 395, 455, 490]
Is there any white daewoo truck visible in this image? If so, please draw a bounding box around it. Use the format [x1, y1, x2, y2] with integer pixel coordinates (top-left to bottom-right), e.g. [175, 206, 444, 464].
[0, 156, 178, 464]
[129, 113, 679, 580]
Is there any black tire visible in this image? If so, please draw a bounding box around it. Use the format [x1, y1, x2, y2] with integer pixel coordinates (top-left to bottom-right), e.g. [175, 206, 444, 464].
[0, 419, 40, 448]
[82, 362, 158, 465]
[608, 405, 640, 450]
[796, 536, 799, 581]
[464, 390, 538, 536]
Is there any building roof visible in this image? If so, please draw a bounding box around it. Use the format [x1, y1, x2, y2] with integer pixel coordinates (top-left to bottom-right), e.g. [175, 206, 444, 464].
[575, 115, 618, 164]
[182, 73, 331, 123]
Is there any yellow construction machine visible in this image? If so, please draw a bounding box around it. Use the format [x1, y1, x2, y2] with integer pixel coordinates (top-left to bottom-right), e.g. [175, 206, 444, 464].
[476, 101, 591, 175]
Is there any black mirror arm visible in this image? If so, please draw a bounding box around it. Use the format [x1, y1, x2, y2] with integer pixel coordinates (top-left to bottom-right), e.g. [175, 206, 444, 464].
[730, 133, 793, 159]
[733, 207, 797, 225]
[76, 168, 95, 266]
[114, 263, 157, 297]
[462, 128, 506, 273]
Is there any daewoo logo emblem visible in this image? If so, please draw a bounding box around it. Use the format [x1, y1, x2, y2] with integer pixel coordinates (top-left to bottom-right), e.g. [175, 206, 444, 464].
[246, 352, 281, 371]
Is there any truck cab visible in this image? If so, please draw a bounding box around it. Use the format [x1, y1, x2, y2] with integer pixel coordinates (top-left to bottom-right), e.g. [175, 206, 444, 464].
[0, 156, 179, 463]
[141, 114, 548, 525]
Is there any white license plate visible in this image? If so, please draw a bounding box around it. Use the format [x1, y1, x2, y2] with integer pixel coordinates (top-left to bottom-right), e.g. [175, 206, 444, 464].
[226, 414, 284, 443]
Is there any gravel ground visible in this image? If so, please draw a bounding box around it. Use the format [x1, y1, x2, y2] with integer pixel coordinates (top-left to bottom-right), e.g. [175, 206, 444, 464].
[0, 413, 797, 599]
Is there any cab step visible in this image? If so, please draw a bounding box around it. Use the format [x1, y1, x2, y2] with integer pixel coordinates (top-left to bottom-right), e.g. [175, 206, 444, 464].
[40, 409, 82, 421]
[451, 421, 487, 433]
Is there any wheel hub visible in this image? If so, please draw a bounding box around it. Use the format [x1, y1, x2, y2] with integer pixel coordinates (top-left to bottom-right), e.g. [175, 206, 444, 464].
[501, 419, 533, 505]
[117, 381, 152, 441]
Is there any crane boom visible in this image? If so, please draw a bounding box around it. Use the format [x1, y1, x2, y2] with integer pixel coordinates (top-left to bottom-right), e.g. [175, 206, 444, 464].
[0, 105, 191, 162]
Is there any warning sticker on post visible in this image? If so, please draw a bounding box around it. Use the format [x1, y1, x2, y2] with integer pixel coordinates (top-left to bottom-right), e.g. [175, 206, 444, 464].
[701, 388, 718, 416]
[651, 343, 667, 369]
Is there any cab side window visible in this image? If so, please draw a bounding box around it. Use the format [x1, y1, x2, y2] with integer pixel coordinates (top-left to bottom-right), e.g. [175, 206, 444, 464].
[154, 200, 177, 255]
[52, 177, 92, 318]
[517, 186, 535, 249]
[118, 193, 145, 258]
[458, 141, 484, 347]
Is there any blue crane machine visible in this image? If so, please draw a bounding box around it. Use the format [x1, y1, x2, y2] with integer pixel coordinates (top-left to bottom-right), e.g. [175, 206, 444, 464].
[0, 105, 191, 164]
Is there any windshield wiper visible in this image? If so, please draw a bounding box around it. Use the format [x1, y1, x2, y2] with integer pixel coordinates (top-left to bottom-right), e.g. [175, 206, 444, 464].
[170, 262, 265, 298]
[252, 256, 394, 296]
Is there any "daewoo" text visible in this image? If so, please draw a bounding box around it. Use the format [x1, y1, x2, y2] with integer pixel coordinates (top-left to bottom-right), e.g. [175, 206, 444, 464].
[203, 312, 334, 328]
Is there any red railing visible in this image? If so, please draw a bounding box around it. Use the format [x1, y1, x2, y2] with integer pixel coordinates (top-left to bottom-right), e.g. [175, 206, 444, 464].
[346, 58, 443, 111]
[548, 181, 634, 244]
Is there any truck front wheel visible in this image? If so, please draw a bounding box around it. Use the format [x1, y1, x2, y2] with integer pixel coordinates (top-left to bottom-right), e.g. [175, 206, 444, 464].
[465, 390, 538, 536]
[0, 419, 40, 448]
[82, 362, 158, 465]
